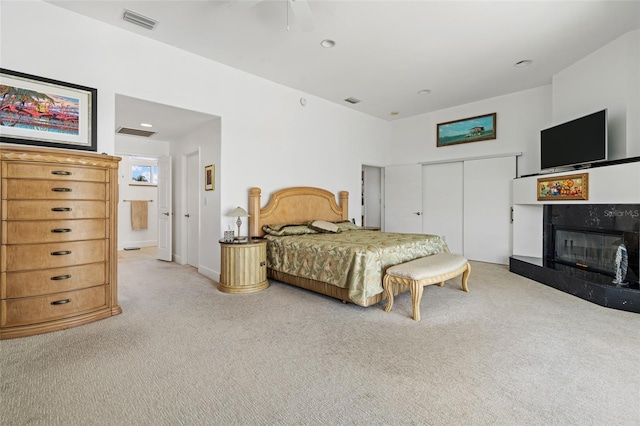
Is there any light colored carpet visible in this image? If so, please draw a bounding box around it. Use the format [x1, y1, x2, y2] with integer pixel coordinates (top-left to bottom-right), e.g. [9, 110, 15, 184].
[1, 250, 639, 425]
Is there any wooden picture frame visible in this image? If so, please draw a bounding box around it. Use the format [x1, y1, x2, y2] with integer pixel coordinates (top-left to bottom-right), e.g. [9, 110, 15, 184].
[0, 68, 97, 151]
[204, 164, 214, 191]
[437, 113, 496, 147]
[537, 173, 589, 201]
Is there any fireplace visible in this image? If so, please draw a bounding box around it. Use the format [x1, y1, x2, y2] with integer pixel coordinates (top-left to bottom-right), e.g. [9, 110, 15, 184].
[510, 203, 640, 313]
[543, 204, 639, 289]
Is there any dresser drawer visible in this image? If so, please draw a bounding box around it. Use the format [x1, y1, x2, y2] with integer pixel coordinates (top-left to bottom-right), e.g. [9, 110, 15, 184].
[3, 240, 107, 272]
[1, 285, 109, 327]
[3, 200, 108, 220]
[4, 162, 107, 182]
[3, 179, 106, 200]
[2, 263, 107, 299]
[3, 219, 107, 244]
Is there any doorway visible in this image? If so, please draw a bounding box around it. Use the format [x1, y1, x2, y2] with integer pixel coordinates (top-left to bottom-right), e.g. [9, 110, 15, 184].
[361, 165, 383, 229]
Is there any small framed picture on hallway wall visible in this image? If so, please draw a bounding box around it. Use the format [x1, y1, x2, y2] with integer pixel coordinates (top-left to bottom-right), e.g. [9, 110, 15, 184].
[205, 164, 214, 191]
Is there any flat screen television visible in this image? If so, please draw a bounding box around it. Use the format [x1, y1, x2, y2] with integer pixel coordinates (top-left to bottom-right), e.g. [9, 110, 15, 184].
[540, 109, 608, 171]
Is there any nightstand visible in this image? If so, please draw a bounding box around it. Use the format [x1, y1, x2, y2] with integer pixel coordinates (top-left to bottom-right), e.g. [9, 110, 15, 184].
[218, 239, 269, 293]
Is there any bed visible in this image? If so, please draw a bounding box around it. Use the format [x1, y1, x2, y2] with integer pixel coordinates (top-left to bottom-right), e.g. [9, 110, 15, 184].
[248, 186, 450, 306]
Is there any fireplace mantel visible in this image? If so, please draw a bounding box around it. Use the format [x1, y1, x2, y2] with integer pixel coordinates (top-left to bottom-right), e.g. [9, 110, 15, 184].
[510, 159, 640, 313]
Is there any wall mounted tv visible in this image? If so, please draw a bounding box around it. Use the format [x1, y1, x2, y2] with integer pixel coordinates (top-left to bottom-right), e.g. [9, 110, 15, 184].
[540, 109, 608, 171]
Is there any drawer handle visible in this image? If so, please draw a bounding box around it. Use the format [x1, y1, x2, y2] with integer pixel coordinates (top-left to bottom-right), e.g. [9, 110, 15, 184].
[51, 299, 71, 305]
[51, 274, 71, 281]
[52, 187, 72, 192]
[260, 261, 266, 266]
[51, 207, 72, 212]
[51, 170, 72, 176]
[51, 250, 71, 256]
[51, 228, 72, 233]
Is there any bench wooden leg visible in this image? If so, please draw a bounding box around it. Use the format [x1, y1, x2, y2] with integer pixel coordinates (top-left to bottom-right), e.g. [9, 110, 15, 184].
[461, 262, 471, 292]
[383, 275, 394, 313]
[410, 281, 423, 321]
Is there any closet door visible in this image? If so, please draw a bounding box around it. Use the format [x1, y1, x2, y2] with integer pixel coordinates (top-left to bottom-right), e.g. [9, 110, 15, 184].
[384, 164, 422, 233]
[463, 156, 515, 264]
[422, 162, 463, 255]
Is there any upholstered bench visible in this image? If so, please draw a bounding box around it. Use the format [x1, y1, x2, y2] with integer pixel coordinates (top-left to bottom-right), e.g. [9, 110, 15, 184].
[383, 253, 470, 321]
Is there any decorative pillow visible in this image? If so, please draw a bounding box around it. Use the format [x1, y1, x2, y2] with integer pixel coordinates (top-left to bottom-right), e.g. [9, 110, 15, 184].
[334, 220, 361, 232]
[262, 224, 318, 236]
[309, 220, 340, 233]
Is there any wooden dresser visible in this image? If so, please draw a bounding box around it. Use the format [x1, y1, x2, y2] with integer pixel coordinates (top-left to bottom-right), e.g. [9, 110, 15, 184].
[0, 146, 121, 339]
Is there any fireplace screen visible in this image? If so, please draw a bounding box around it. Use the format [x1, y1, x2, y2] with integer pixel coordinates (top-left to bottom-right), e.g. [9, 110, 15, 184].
[554, 228, 623, 275]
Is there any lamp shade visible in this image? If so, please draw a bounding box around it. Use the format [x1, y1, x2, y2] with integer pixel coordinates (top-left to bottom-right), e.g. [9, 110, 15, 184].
[228, 206, 250, 218]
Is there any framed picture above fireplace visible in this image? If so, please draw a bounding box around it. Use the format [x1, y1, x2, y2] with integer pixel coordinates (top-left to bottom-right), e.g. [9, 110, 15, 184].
[537, 173, 589, 201]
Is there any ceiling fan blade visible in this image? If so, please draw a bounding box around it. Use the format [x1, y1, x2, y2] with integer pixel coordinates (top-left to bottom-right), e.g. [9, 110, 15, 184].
[228, 0, 263, 11]
[289, 0, 314, 32]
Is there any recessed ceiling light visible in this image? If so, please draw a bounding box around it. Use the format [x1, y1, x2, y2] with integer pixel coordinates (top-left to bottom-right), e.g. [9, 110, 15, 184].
[140, 123, 153, 128]
[320, 39, 336, 48]
[514, 59, 533, 67]
[390, 111, 400, 116]
[417, 89, 432, 95]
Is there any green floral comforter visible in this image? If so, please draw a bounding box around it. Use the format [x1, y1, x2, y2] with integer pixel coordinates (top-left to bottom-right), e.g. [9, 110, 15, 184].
[264, 230, 449, 306]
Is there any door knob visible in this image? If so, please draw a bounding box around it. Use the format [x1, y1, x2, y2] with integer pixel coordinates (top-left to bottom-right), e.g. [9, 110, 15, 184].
[413, 212, 422, 216]
[185, 214, 190, 218]
[162, 212, 169, 216]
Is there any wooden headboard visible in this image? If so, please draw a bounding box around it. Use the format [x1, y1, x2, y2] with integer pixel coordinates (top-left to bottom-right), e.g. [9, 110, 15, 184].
[249, 187, 349, 237]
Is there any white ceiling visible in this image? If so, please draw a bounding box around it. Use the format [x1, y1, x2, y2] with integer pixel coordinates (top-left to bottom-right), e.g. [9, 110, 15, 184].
[47, 0, 640, 139]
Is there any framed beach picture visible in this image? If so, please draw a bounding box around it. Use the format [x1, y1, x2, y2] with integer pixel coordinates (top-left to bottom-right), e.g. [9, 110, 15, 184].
[437, 113, 496, 147]
[205, 164, 214, 191]
[537, 173, 589, 201]
[0, 68, 97, 151]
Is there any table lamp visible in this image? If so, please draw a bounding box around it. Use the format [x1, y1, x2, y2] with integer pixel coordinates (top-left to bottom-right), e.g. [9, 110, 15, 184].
[228, 206, 250, 241]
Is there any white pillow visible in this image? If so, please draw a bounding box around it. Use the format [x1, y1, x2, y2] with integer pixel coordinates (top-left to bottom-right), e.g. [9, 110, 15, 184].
[310, 220, 339, 233]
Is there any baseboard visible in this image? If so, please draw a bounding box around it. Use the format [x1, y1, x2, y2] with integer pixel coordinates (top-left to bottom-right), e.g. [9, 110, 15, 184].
[198, 265, 219, 282]
[118, 240, 157, 250]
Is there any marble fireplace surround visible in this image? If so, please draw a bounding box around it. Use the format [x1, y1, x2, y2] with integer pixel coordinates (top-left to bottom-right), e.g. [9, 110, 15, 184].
[510, 159, 640, 313]
[543, 204, 639, 288]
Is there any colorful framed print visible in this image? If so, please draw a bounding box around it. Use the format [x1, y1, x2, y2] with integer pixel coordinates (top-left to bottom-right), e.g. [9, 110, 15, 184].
[205, 164, 214, 191]
[0, 68, 97, 151]
[437, 113, 496, 147]
[537, 173, 589, 201]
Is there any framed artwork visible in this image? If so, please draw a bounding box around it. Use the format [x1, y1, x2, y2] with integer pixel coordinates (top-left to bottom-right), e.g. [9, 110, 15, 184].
[0, 68, 97, 151]
[437, 113, 496, 147]
[204, 164, 214, 191]
[537, 173, 589, 201]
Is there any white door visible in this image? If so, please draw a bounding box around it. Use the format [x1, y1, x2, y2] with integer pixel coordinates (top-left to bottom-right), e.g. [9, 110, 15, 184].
[157, 156, 172, 261]
[384, 164, 422, 233]
[463, 156, 515, 264]
[186, 153, 199, 267]
[422, 162, 464, 254]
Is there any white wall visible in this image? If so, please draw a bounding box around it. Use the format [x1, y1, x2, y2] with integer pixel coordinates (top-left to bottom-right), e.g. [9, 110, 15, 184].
[1, 1, 389, 281]
[552, 30, 640, 160]
[171, 119, 221, 278]
[388, 86, 551, 177]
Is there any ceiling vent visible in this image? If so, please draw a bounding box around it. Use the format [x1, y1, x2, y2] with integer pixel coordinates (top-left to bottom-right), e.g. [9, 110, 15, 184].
[122, 9, 158, 30]
[344, 97, 362, 104]
[117, 127, 156, 138]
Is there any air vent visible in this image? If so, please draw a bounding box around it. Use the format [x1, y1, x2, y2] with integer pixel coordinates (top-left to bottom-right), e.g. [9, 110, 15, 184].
[344, 97, 361, 104]
[122, 9, 158, 30]
[117, 127, 156, 138]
